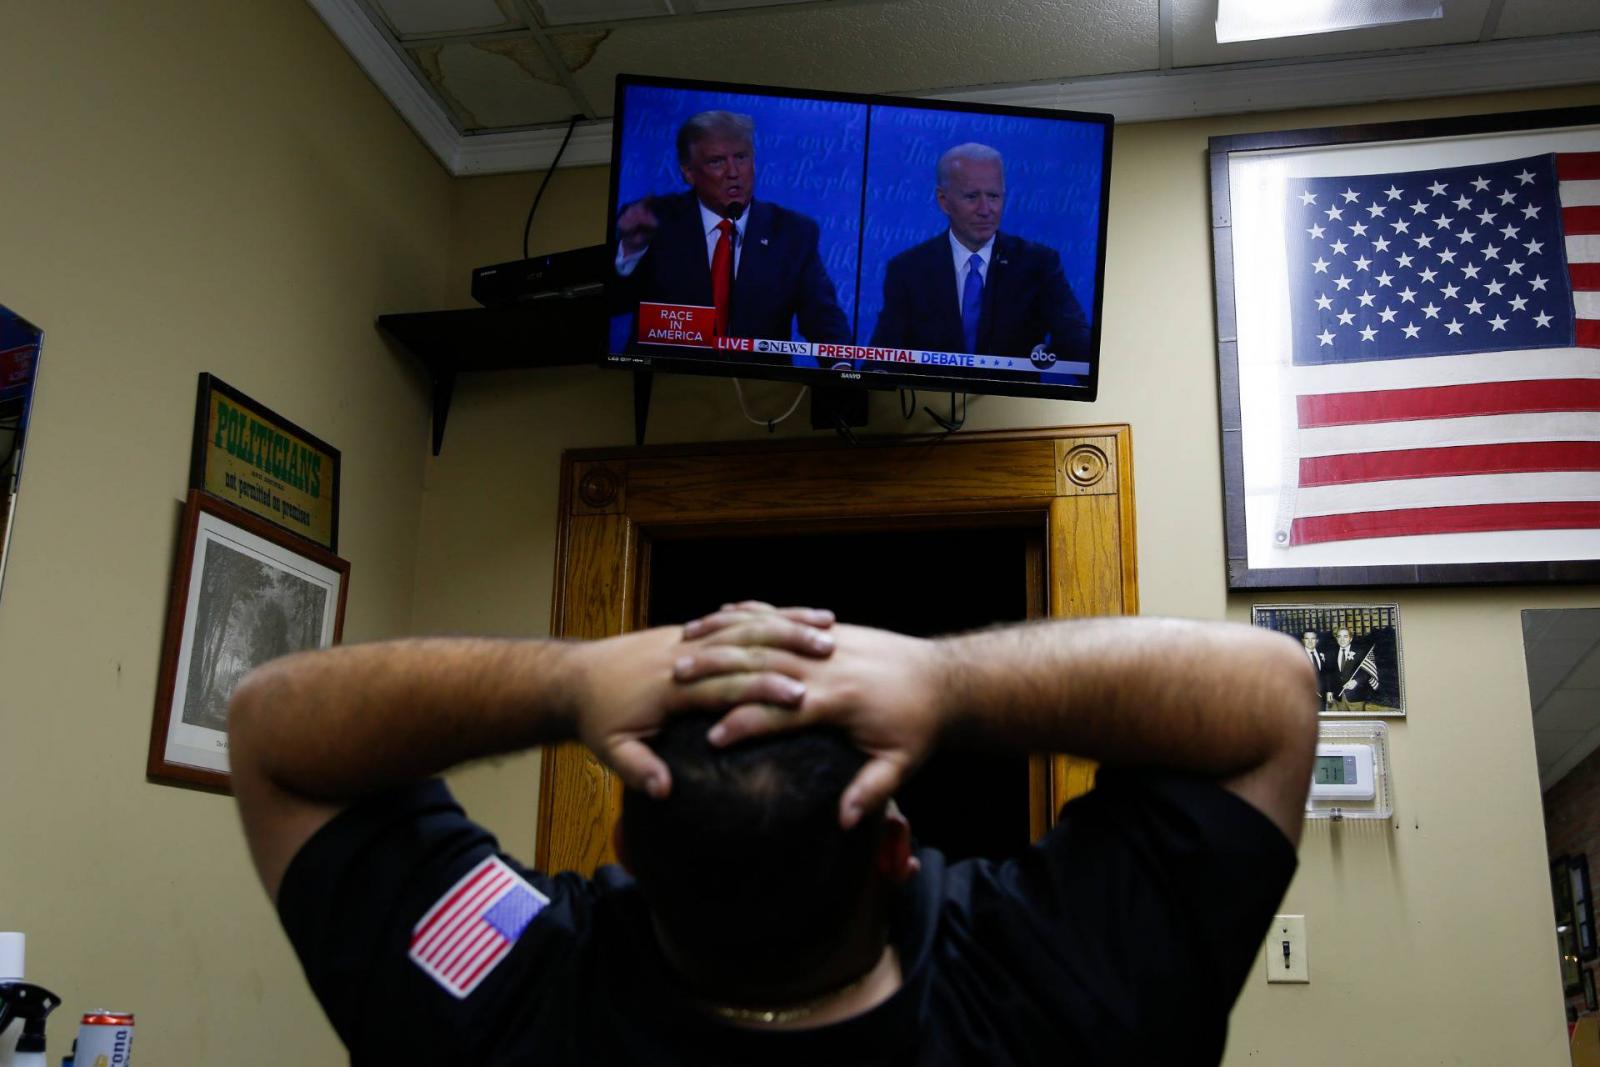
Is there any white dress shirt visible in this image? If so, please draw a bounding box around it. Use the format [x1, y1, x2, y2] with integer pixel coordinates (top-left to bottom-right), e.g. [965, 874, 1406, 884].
[949, 231, 995, 315]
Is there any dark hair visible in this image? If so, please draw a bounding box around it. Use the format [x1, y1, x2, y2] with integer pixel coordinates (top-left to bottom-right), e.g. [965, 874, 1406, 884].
[675, 110, 755, 166]
[619, 715, 883, 981]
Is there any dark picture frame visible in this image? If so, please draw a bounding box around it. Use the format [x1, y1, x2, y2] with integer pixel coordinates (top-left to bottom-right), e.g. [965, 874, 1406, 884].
[1251, 603, 1405, 716]
[1574, 854, 1598, 962]
[147, 490, 349, 792]
[190, 373, 341, 551]
[1209, 104, 1600, 589]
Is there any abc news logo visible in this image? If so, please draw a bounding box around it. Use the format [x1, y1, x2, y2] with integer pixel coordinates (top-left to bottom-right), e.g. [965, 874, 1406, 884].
[754, 339, 810, 356]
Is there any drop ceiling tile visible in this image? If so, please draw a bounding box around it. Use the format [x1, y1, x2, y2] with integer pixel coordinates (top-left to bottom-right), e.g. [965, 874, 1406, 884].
[1535, 727, 1586, 766]
[564, 0, 1157, 116]
[373, 0, 522, 38]
[537, 0, 672, 26]
[410, 40, 579, 130]
[1565, 644, 1600, 690]
[1171, 0, 1491, 68]
[1535, 687, 1600, 734]
[1495, 0, 1600, 39]
[695, 0, 815, 9]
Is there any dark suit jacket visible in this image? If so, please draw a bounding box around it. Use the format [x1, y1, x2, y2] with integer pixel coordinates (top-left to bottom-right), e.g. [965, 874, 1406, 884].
[870, 232, 1090, 359]
[613, 192, 849, 344]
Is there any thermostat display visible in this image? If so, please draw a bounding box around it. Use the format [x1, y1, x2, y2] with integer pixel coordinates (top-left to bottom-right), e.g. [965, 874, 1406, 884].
[1309, 743, 1374, 801]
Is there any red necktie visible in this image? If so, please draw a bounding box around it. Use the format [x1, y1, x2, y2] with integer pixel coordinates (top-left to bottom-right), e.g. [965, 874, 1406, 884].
[711, 219, 735, 337]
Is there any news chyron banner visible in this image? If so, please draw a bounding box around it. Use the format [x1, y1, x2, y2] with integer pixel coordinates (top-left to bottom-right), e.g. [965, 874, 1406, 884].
[636, 303, 1091, 379]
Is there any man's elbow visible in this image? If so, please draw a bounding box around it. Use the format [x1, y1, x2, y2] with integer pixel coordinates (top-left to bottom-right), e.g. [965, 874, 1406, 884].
[226, 657, 296, 757]
[1263, 634, 1320, 765]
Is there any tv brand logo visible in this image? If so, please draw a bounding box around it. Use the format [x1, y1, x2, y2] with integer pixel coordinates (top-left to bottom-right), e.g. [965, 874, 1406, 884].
[1029, 344, 1058, 369]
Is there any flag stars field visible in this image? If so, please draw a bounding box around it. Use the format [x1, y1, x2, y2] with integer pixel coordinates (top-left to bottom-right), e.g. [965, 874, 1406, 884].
[1288, 151, 1595, 360]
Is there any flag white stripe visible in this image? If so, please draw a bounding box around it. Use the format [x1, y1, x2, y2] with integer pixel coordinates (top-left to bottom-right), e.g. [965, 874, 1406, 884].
[1298, 411, 1600, 457]
[1293, 471, 1600, 517]
[413, 859, 498, 934]
[439, 924, 499, 980]
[1562, 178, 1600, 208]
[459, 942, 512, 989]
[1289, 347, 1600, 396]
[1569, 235, 1600, 263]
[432, 915, 497, 973]
[1577, 292, 1600, 318]
[417, 872, 511, 962]
[416, 871, 510, 961]
[447, 928, 506, 983]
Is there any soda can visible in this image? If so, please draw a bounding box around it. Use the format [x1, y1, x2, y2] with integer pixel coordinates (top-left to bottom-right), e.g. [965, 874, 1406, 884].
[76, 1011, 134, 1067]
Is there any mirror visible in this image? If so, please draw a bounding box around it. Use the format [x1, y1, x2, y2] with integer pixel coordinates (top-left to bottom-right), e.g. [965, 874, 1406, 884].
[0, 305, 42, 602]
[1523, 608, 1600, 1026]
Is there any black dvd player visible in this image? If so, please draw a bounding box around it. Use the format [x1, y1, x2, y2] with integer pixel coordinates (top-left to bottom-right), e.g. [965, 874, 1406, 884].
[471, 244, 609, 308]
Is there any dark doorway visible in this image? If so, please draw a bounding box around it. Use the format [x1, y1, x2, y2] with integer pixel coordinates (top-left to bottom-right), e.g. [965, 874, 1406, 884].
[648, 524, 1038, 863]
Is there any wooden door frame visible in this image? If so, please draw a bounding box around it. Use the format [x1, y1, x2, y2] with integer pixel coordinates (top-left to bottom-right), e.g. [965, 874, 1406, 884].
[535, 424, 1138, 875]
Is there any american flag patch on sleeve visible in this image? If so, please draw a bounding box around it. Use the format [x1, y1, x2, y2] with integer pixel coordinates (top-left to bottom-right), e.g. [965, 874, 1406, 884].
[408, 856, 549, 999]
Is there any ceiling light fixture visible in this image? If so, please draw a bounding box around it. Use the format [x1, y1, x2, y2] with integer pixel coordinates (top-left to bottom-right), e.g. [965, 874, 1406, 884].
[1215, 0, 1443, 44]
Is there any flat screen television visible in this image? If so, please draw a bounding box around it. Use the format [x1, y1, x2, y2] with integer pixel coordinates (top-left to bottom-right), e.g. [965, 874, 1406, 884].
[604, 74, 1113, 402]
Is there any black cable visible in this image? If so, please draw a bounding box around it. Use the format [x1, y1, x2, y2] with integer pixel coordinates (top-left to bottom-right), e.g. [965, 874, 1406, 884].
[522, 114, 583, 259]
[899, 389, 917, 420]
[922, 392, 967, 433]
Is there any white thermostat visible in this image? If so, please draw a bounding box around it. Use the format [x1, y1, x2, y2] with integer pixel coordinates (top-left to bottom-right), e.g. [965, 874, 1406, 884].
[1310, 744, 1374, 801]
[1306, 721, 1391, 821]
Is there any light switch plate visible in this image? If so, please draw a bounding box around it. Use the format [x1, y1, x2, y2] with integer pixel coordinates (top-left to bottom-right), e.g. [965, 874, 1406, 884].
[1267, 914, 1309, 983]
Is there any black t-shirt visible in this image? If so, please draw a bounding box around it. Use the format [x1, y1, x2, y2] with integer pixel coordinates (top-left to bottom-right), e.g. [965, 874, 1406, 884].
[277, 769, 1295, 1065]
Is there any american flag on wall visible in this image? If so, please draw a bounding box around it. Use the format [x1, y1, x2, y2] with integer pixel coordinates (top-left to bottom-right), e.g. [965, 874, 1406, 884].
[1279, 151, 1600, 547]
[408, 856, 548, 999]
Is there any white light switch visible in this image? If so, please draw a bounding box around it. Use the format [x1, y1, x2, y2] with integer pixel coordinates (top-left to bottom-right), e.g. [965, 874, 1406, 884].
[1266, 914, 1309, 983]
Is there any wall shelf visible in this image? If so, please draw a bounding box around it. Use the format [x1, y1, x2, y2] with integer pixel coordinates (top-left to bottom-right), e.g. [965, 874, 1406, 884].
[377, 295, 606, 455]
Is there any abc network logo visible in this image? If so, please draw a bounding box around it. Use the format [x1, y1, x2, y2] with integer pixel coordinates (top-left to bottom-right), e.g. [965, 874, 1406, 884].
[1028, 344, 1057, 370]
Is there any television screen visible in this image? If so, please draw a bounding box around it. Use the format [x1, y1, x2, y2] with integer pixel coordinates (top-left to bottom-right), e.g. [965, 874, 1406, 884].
[605, 75, 1113, 401]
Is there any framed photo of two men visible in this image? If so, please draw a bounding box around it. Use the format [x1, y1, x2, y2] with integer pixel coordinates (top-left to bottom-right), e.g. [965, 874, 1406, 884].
[1210, 104, 1600, 589]
[1251, 604, 1406, 718]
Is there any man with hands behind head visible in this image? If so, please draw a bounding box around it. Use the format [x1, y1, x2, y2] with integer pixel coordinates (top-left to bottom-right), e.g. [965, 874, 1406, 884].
[230, 604, 1315, 1066]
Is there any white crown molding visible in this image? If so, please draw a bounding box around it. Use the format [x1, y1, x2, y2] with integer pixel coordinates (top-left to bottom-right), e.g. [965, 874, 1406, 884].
[306, 0, 1600, 178]
[453, 124, 616, 175]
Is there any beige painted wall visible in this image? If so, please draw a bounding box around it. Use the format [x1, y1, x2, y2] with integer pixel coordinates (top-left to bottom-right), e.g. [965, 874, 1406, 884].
[0, 2, 450, 1063]
[422, 85, 1600, 1065]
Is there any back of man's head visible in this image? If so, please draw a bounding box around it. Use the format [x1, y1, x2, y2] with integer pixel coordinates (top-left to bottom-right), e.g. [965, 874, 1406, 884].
[619, 715, 884, 985]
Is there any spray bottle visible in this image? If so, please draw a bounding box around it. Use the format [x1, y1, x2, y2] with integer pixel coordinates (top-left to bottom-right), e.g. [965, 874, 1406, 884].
[0, 933, 61, 1067]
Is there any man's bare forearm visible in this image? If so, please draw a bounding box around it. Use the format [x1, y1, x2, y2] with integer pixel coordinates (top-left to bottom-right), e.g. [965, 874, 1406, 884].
[228, 637, 582, 802]
[934, 617, 1316, 772]
[929, 617, 1318, 841]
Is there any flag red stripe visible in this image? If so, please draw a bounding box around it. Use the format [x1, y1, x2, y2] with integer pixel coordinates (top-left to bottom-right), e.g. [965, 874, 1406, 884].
[1580, 319, 1600, 349]
[417, 872, 510, 961]
[1299, 442, 1600, 486]
[1573, 264, 1600, 290]
[459, 942, 512, 993]
[1298, 379, 1600, 427]
[1557, 153, 1600, 181]
[1290, 501, 1600, 544]
[412, 863, 501, 947]
[442, 925, 499, 982]
[1566, 206, 1600, 236]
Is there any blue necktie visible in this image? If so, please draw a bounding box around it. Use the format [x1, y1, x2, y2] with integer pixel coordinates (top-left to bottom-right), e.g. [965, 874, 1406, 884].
[961, 252, 984, 353]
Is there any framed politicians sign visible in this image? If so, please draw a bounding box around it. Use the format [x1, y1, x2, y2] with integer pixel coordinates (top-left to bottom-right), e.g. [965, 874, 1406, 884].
[190, 374, 341, 552]
[1210, 105, 1600, 588]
